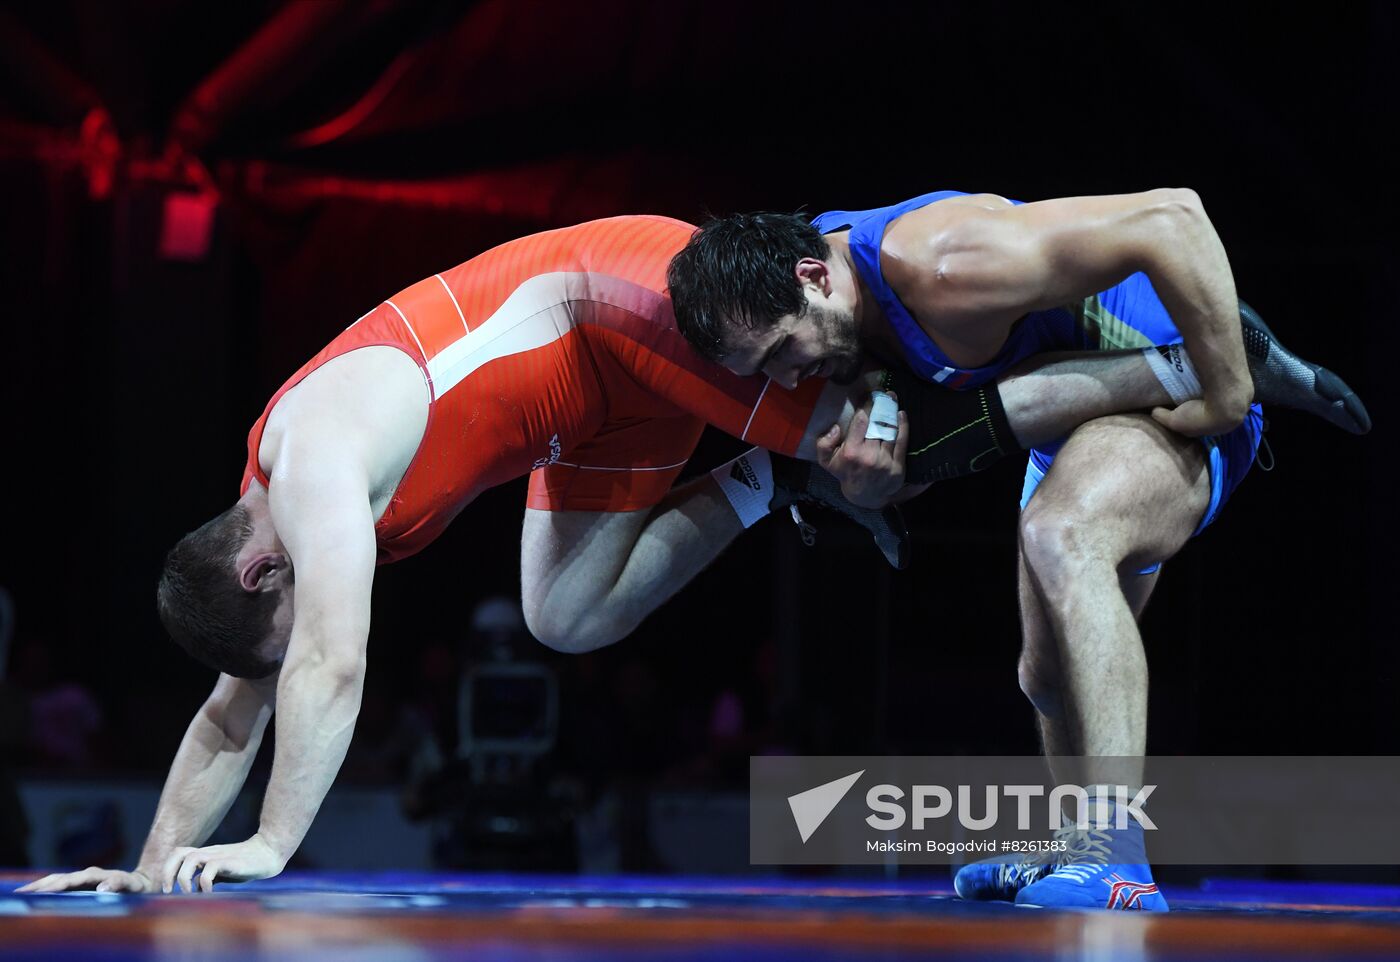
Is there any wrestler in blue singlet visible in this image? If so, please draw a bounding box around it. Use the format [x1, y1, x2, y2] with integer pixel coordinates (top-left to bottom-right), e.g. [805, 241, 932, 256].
[812, 191, 1265, 548]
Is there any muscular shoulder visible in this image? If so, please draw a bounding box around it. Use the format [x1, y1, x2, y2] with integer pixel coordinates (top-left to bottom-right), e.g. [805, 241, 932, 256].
[879, 195, 1025, 321]
[879, 193, 1036, 338]
[881, 195, 1016, 283]
[271, 347, 424, 427]
[263, 347, 429, 485]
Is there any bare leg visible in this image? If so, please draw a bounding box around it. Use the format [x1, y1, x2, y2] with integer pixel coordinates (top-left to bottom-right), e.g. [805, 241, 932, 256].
[998, 351, 1172, 450]
[809, 354, 1173, 458]
[518, 353, 1186, 655]
[1017, 414, 1209, 791]
[1019, 550, 1159, 786]
[520, 478, 744, 653]
[521, 365, 934, 653]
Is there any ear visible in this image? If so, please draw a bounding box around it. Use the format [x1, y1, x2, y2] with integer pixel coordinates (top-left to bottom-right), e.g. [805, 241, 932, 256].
[794, 258, 833, 296]
[239, 553, 289, 593]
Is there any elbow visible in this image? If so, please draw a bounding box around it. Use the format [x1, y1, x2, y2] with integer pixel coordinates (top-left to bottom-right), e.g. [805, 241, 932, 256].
[322, 655, 368, 690]
[197, 696, 266, 754]
[1132, 188, 1210, 269]
[1149, 187, 1206, 225]
[1162, 185, 1202, 207]
[280, 648, 367, 691]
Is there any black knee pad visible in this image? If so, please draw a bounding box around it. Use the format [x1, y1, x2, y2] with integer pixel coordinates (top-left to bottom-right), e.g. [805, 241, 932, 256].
[885, 368, 1022, 485]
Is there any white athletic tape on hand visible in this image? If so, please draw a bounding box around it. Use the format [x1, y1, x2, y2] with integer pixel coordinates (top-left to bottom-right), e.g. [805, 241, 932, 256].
[865, 391, 899, 442]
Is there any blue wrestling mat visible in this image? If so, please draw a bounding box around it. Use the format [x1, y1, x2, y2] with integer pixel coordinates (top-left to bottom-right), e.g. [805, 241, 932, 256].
[4, 871, 1400, 960]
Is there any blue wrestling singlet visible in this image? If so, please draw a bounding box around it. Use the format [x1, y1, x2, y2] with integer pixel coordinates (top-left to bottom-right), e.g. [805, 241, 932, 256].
[811, 191, 1264, 539]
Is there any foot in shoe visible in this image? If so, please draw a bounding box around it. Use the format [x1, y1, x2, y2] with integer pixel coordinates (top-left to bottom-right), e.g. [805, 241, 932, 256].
[1015, 862, 1169, 911]
[768, 454, 911, 569]
[953, 854, 1058, 901]
[1012, 821, 1168, 911]
[1240, 301, 1371, 435]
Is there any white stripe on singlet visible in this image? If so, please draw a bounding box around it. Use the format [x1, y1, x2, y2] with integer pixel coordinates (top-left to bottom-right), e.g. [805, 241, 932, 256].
[554, 459, 690, 473]
[740, 377, 772, 442]
[395, 273, 770, 476]
[422, 272, 676, 398]
[434, 273, 470, 334]
[423, 274, 576, 396]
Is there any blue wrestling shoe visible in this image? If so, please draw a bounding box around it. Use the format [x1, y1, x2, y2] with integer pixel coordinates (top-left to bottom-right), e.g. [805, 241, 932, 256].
[1013, 820, 1168, 912]
[953, 854, 1058, 901]
[952, 824, 1075, 900]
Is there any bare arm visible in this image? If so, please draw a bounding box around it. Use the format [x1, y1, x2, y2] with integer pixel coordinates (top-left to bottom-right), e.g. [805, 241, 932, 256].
[137, 675, 276, 876]
[253, 451, 377, 873]
[891, 189, 1252, 435]
[17, 674, 274, 893]
[161, 443, 377, 893]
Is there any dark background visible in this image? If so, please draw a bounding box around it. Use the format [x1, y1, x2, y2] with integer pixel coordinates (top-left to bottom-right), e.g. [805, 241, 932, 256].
[0, 0, 1395, 869]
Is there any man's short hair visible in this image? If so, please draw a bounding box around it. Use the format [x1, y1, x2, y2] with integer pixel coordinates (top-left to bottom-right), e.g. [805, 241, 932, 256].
[667, 211, 831, 361]
[156, 505, 281, 679]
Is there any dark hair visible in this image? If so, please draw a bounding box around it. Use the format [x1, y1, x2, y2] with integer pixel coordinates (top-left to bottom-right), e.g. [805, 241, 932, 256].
[667, 211, 830, 361]
[156, 505, 282, 679]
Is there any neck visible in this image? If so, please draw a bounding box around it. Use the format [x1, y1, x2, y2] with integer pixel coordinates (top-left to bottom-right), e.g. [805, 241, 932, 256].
[826, 233, 897, 359]
[238, 483, 283, 556]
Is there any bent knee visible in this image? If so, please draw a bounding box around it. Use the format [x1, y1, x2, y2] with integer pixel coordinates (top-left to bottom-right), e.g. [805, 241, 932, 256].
[523, 604, 627, 655]
[1018, 502, 1114, 584]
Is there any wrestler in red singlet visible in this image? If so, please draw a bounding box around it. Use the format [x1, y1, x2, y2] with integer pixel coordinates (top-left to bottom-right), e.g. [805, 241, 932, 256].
[240, 215, 826, 564]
